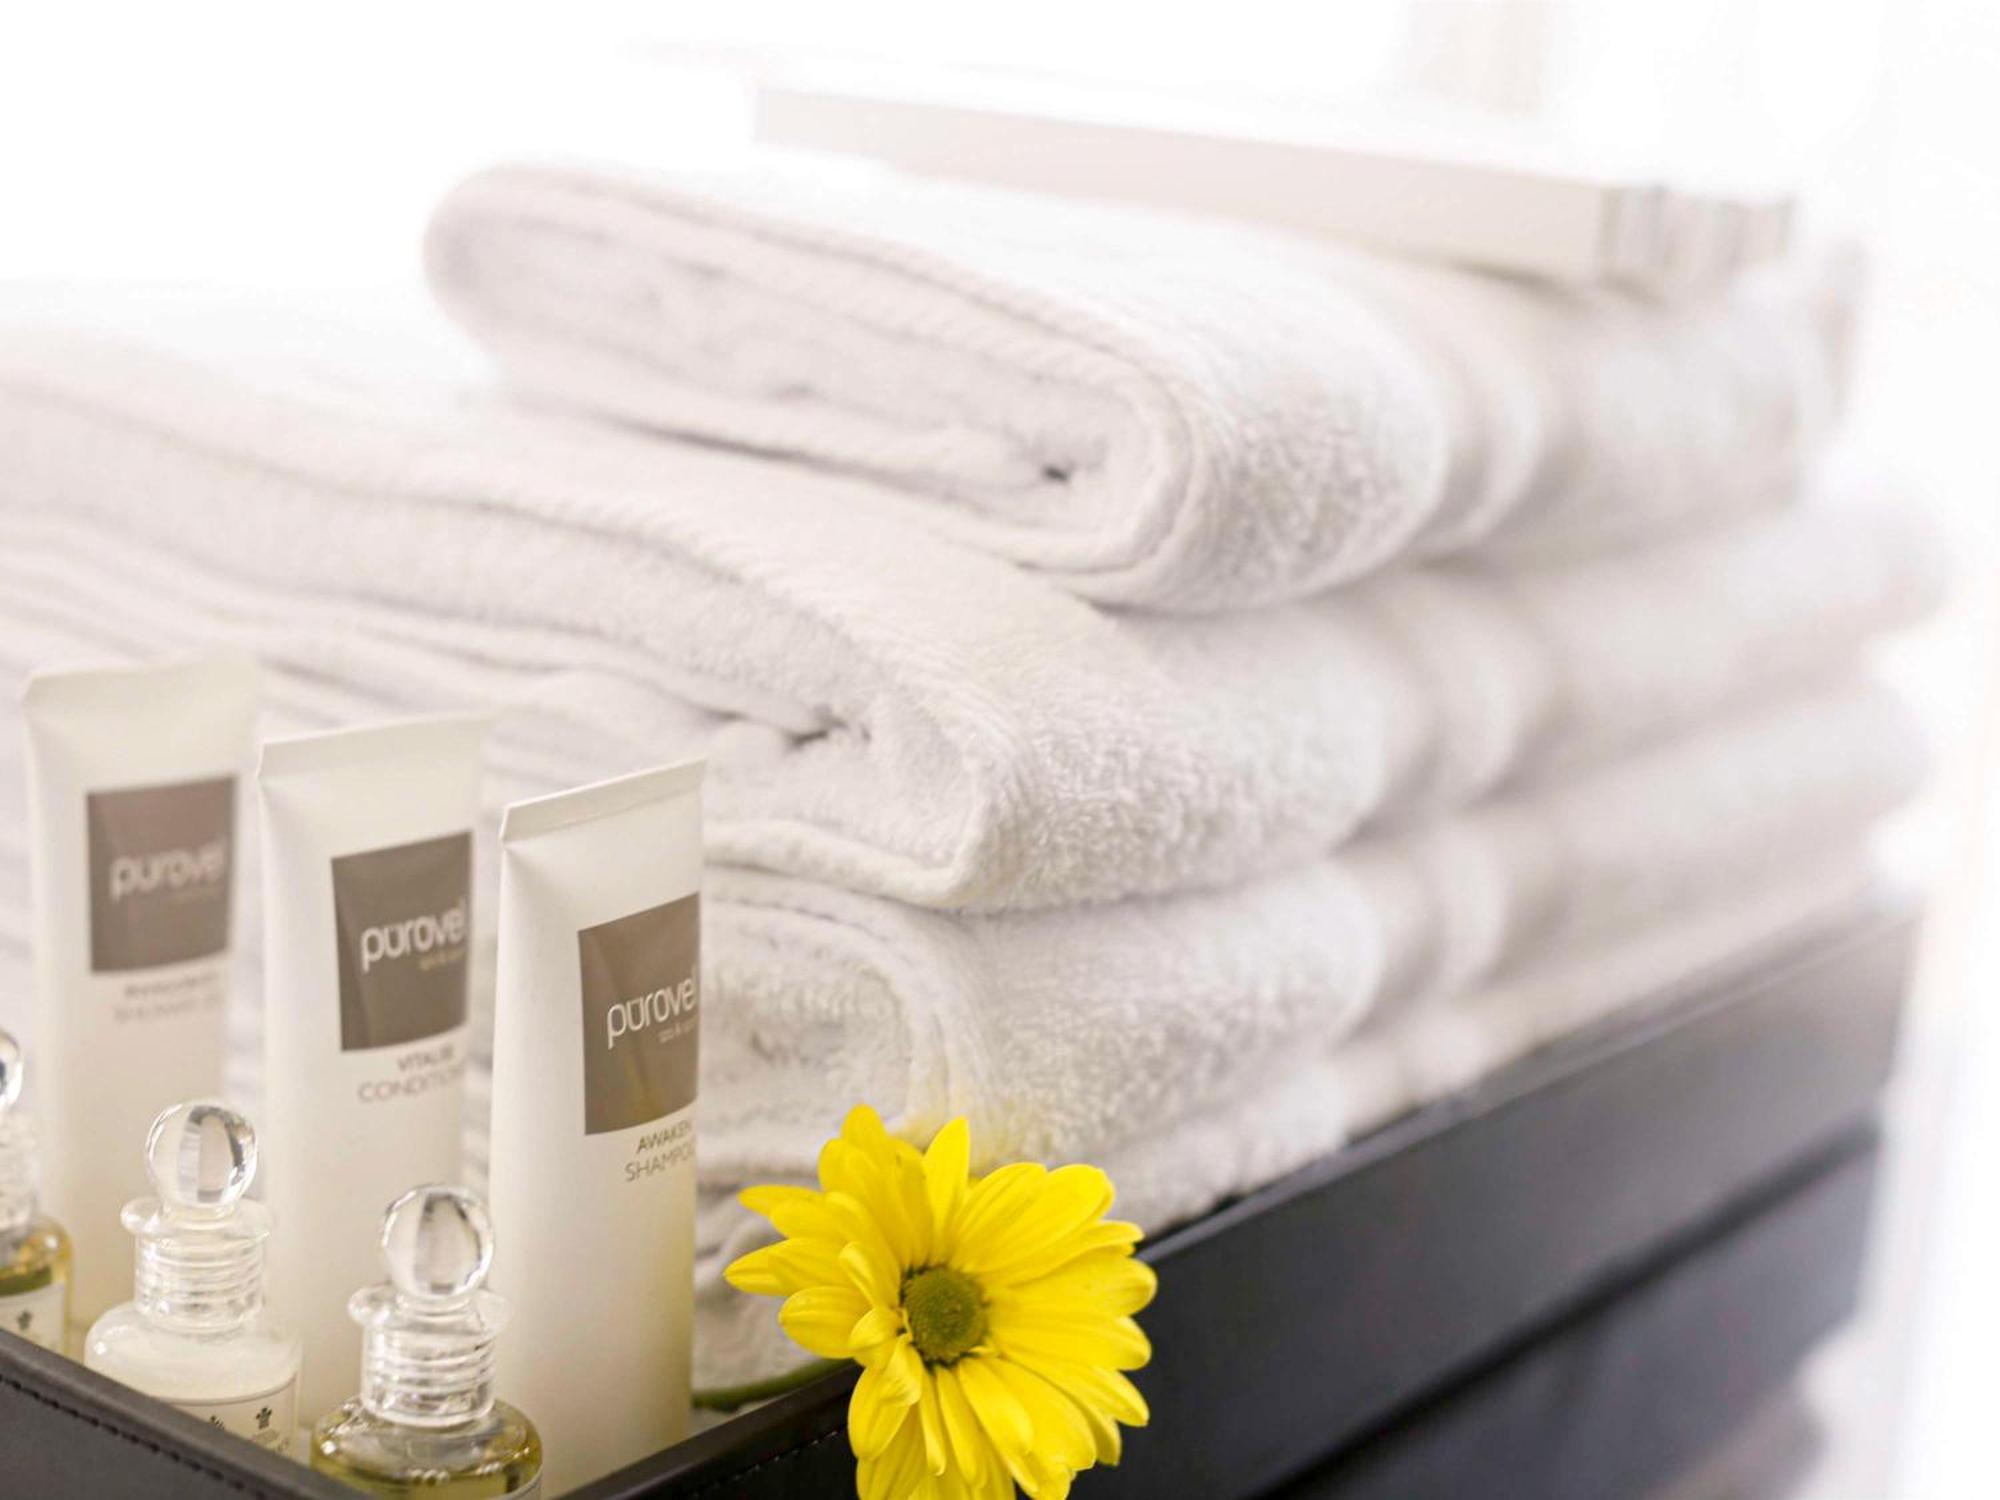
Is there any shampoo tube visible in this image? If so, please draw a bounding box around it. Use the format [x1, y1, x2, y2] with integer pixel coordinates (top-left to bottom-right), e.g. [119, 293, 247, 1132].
[489, 761, 703, 1491]
[257, 714, 488, 1421]
[22, 653, 258, 1326]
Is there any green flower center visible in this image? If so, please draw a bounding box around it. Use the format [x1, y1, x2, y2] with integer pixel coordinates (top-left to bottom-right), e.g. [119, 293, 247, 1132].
[902, 1265, 988, 1365]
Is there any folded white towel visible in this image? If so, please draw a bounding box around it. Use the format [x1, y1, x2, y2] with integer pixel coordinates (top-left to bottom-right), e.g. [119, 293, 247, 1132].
[427, 160, 1849, 611]
[552, 681, 1914, 1188]
[3, 661, 1900, 1161]
[0, 675, 1914, 1201]
[686, 857, 1879, 1391]
[0, 323, 1936, 911]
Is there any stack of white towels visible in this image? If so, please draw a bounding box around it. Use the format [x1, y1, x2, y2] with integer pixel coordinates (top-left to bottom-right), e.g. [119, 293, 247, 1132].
[0, 155, 1940, 1387]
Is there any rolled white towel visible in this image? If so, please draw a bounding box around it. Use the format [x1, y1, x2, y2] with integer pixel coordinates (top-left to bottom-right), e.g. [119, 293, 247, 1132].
[0, 320, 1939, 910]
[426, 158, 1849, 611]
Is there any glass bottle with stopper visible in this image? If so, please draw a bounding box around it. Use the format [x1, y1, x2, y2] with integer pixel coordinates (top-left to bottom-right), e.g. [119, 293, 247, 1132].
[311, 1184, 542, 1497]
[0, 1026, 72, 1352]
[84, 1100, 301, 1450]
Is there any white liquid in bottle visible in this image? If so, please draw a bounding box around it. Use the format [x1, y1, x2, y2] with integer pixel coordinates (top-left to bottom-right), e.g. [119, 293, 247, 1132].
[84, 1102, 301, 1452]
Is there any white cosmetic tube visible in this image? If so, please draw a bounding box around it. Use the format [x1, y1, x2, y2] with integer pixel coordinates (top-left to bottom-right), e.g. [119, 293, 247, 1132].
[21, 653, 259, 1327]
[489, 761, 703, 1491]
[257, 713, 489, 1421]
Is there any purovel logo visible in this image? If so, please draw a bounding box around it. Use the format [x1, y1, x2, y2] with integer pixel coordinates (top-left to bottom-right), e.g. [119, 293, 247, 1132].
[333, 831, 474, 1052]
[605, 975, 699, 1050]
[108, 838, 229, 904]
[577, 892, 700, 1135]
[360, 896, 470, 975]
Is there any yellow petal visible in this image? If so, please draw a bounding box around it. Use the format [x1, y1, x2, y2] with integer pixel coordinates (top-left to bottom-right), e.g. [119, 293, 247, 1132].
[1030, 1457, 1078, 1500]
[985, 1358, 1096, 1474]
[1022, 1453, 1076, 1500]
[1082, 1405, 1123, 1468]
[989, 1219, 1145, 1286]
[884, 1337, 926, 1405]
[1006, 1350, 1149, 1430]
[1002, 1347, 1147, 1467]
[932, 1362, 992, 1486]
[915, 1367, 949, 1476]
[740, 1184, 847, 1244]
[975, 1454, 1019, 1500]
[1002, 1252, 1157, 1317]
[923, 1119, 971, 1254]
[824, 1134, 926, 1269]
[997, 1442, 1077, 1500]
[951, 1163, 1047, 1263]
[724, 1237, 846, 1298]
[850, 1353, 922, 1460]
[851, 1303, 903, 1353]
[953, 1355, 1034, 1464]
[842, 1102, 896, 1155]
[738, 1183, 812, 1217]
[955, 1166, 1115, 1281]
[778, 1284, 871, 1360]
[970, 1460, 1014, 1500]
[894, 1142, 936, 1267]
[824, 1189, 906, 1281]
[841, 1240, 904, 1309]
[1032, 1256, 1160, 1312]
[857, 1408, 929, 1500]
[987, 1308, 1152, 1371]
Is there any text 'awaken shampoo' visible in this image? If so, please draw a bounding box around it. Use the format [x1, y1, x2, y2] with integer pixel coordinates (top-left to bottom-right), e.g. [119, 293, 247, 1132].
[488, 761, 703, 1491]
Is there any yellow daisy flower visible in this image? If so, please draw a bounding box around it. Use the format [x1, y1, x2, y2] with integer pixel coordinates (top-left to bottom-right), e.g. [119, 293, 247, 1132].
[726, 1105, 1157, 1500]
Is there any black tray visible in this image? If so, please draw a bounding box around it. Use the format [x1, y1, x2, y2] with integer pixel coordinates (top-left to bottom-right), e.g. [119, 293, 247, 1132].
[0, 902, 1914, 1498]
[1277, 1124, 1880, 1499]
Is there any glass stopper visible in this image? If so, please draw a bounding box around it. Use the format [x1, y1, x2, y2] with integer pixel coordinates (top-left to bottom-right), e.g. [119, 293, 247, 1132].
[381, 1185, 493, 1309]
[144, 1100, 257, 1217]
[0, 1027, 21, 1115]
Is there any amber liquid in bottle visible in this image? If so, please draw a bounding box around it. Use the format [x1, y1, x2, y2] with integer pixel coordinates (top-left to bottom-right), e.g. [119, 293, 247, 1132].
[0, 1218, 72, 1352]
[310, 1186, 543, 1497]
[311, 1401, 542, 1497]
[0, 1028, 72, 1352]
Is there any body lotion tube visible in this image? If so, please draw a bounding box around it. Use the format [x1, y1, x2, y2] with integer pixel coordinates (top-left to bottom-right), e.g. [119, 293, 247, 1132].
[257, 714, 488, 1421]
[21, 653, 258, 1327]
[490, 761, 703, 1492]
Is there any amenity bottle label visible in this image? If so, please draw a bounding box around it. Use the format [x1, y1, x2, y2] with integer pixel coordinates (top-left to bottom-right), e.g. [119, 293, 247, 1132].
[577, 893, 700, 1136]
[0, 1279, 66, 1350]
[176, 1376, 298, 1451]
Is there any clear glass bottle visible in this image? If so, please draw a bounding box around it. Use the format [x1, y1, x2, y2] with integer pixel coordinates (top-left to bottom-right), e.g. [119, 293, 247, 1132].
[84, 1101, 301, 1452]
[311, 1184, 542, 1497]
[0, 1027, 72, 1352]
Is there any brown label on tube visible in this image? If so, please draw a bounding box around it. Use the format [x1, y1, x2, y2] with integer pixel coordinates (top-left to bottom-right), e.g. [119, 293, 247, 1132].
[86, 776, 236, 972]
[332, 832, 473, 1051]
[577, 893, 700, 1135]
